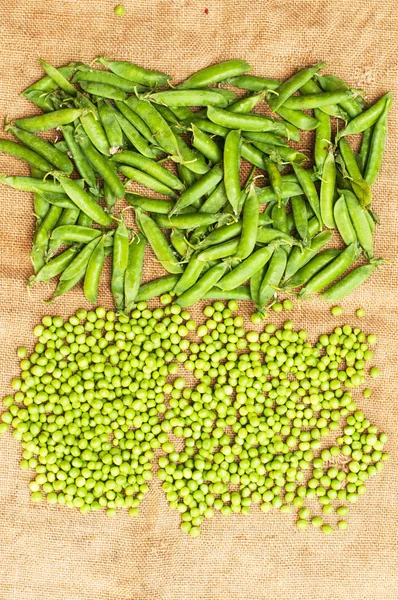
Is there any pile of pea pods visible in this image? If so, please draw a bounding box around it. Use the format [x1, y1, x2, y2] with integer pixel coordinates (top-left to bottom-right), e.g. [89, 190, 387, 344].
[0, 58, 391, 312]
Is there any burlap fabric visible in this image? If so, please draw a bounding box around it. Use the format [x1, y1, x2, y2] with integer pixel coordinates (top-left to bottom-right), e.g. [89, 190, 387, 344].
[0, 1, 397, 599]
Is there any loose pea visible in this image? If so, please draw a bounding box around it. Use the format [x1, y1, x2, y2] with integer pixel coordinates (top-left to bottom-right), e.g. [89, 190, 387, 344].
[363, 388, 372, 398]
[114, 4, 125, 15]
[331, 306, 343, 316]
[370, 367, 380, 378]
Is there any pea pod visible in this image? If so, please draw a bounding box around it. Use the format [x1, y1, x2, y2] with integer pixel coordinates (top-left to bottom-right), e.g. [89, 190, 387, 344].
[97, 100, 124, 152]
[114, 100, 159, 146]
[207, 106, 300, 141]
[191, 124, 222, 164]
[114, 111, 160, 159]
[170, 229, 189, 258]
[258, 246, 287, 307]
[256, 181, 303, 204]
[315, 74, 364, 118]
[271, 202, 289, 235]
[265, 158, 283, 206]
[0, 139, 53, 172]
[198, 238, 239, 262]
[31, 204, 63, 272]
[191, 118, 230, 138]
[98, 57, 170, 88]
[292, 163, 322, 224]
[284, 222, 329, 282]
[133, 274, 179, 301]
[150, 90, 234, 108]
[199, 182, 228, 214]
[119, 165, 175, 198]
[135, 209, 183, 274]
[23, 63, 78, 94]
[335, 92, 392, 141]
[243, 131, 288, 147]
[176, 262, 228, 307]
[28, 244, 82, 285]
[275, 106, 319, 131]
[217, 244, 277, 290]
[84, 235, 107, 303]
[173, 252, 204, 296]
[227, 91, 266, 114]
[283, 90, 353, 110]
[334, 196, 357, 245]
[171, 164, 223, 214]
[47, 206, 80, 258]
[204, 285, 251, 300]
[314, 109, 331, 174]
[61, 125, 98, 189]
[269, 62, 325, 112]
[30, 167, 49, 221]
[112, 150, 184, 191]
[250, 265, 267, 309]
[103, 182, 117, 214]
[341, 189, 373, 258]
[286, 249, 341, 288]
[338, 137, 372, 207]
[79, 105, 111, 156]
[23, 89, 55, 113]
[154, 213, 223, 230]
[173, 134, 210, 175]
[300, 78, 348, 119]
[300, 243, 360, 298]
[358, 126, 373, 174]
[72, 68, 147, 92]
[39, 58, 77, 96]
[14, 108, 88, 132]
[58, 176, 113, 226]
[177, 60, 251, 89]
[126, 193, 174, 214]
[123, 234, 147, 311]
[291, 195, 308, 244]
[126, 97, 179, 156]
[225, 75, 280, 92]
[7, 125, 74, 174]
[320, 258, 384, 301]
[364, 95, 392, 185]
[320, 149, 336, 228]
[251, 140, 308, 165]
[223, 130, 241, 214]
[236, 185, 259, 259]
[51, 225, 103, 244]
[60, 237, 100, 282]
[79, 80, 127, 101]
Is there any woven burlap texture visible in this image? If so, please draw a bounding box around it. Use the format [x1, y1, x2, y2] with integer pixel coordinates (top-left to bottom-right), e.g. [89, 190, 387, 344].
[0, 1, 397, 599]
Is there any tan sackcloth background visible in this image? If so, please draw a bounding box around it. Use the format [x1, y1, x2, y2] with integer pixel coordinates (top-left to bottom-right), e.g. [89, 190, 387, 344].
[0, 1, 397, 599]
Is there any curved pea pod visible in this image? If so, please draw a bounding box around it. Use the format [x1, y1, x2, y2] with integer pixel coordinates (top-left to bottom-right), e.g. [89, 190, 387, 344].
[320, 258, 385, 302]
[0, 139, 54, 172]
[269, 62, 325, 112]
[256, 228, 298, 246]
[236, 185, 259, 259]
[14, 108, 88, 132]
[256, 181, 303, 204]
[171, 164, 223, 214]
[299, 78, 349, 119]
[114, 100, 159, 146]
[83, 235, 107, 304]
[228, 91, 266, 114]
[0, 174, 63, 194]
[39, 58, 77, 96]
[338, 137, 372, 207]
[47, 206, 80, 258]
[103, 182, 117, 214]
[286, 249, 341, 289]
[126, 193, 174, 214]
[315, 74, 364, 118]
[335, 92, 392, 141]
[275, 106, 319, 131]
[155, 212, 224, 230]
[358, 126, 373, 174]
[240, 141, 266, 169]
[77, 133, 125, 199]
[119, 165, 175, 198]
[113, 111, 159, 159]
[217, 243, 277, 290]
[170, 229, 189, 258]
[97, 100, 124, 152]
[207, 106, 300, 141]
[271, 201, 289, 235]
[72, 67, 147, 92]
[299, 243, 360, 298]
[225, 75, 280, 92]
[334, 196, 357, 245]
[79, 80, 127, 101]
[177, 59, 251, 89]
[199, 182, 228, 214]
[23, 63, 78, 94]
[60, 237, 101, 282]
[258, 246, 287, 307]
[191, 118, 230, 138]
[135, 209, 183, 274]
[251, 140, 308, 165]
[314, 109, 331, 174]
[79, 108, 111, 157]
[197, 238, 239, 262]
[291, 195, 308, 244]
[30, 204, 63, 272]
[61, 125, 98, 189]
[320, 149, 336, 229]
[135, 274, 180, 301]
[22, 89, 55, 113]
[191, 124, 223, 165]
[176, 262, 228, 307]
[172, 134, 210, 175]
[223, 130, 241, 215]
[7, 125, 74, 174]
[364, 95, 392, 185]
[283, 224, 330, 282]
[112, 150, 184, 191]
[250, 265, 267, 309]
[126, 97, 179, 156]
[124, 234, 147, 311]
[149, 89, 233, 108]
[341, 189, 373, 258]
[51, 225, 103, 244]
[58, 176, 113, 226]
[28, 244, 82, 285]
[30, 166, 49, 221]
[204, 285, 251, 300]
[173, 251, 203, 296]
[111, 215, 130, 310]
[292, 163, 321, 224]
[283, 90, 353, 111]
[98, 57, 170, 88]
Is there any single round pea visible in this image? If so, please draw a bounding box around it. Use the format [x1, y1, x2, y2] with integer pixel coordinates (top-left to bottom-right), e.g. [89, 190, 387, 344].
[321, 524, 333, 534]
[338, 520, 348, 531]
[251, 313, 263, 325]
[283, 299, 293, 311]
[355, 308, 365, 318]
[331, 306, 343, 316]
[272, 302, 283, 313]
[311, 516, 323, 528]
[363, 388, 372, 398]
[296, 519, 308, 529]
[370, 367, 380, 378]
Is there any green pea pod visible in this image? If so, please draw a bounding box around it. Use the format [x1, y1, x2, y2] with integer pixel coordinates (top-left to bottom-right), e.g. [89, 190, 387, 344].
[28, 244, 82, 285]
[291, 195, 308, 244]
[271, 202, 289, 235]
[154, 212, 223, 230]
[251, 140, 308, 165]
[364, 95, 392, 185]
[51, 225, 103, 244]
[125, 97, 179, 156]
[300, 243, 360, 298]
[173, 251, 203, 296]
[236, 185, 259, 259]
[0, 175, 63, 194]
[23, 63, 78, 94]
[228, 91, 266, 114]
[283, 90, 353, 110]
[103, 182, 117, 214]
[135, 209, 183, 274]
[97, 100, 124, 151]
[23, 89, 55, 113]
[315, 74, 364, 118]
[33, 204, 63, 248]
[47, 206, 80, 258]
[335, 92, 392, 141]
[39, 58, 77, 96]
[124, 234, 147, 309]
[60, 237, 101, 282]
[112, 150, 183, 190]
[72, 68, 147, 92]
[79, 80, 127, 101]
[0, 139, 53, 172]
[320, 258, 385, 302]
[250, 265, 267, 309]
[98, 57, 170, 88]
[269, 62, 325, 112]
[320, 150, 336, 229]
[225, 75, 280, 92]
[243, 131, 288, 147]
[113, 111, 159, 159]
[292, 163, 322, 224]
[358, 126, 374, 174]
[119, 165, 175, 198]
[135, 274, 180, 301]
[191, 124, 222, 164]
[177, 60, 251, 89]
[58, 176, 113, 226]
[258, 246, 287, 307]
[207, 106, 300, 141]
[14, 108, 88, 132]
[265, 158, 283, 206]
[256, 182, 303, 204]
[199, 182, 228, 214]
[240, 141, 266, 169]
[191, 118, 230, 138]
[61, 125, 98, 189]
[275, 106, 319, 131]
[171, 164, 223, 214]
[114, 100, 159, 146]
[176, 262, 228, 307]
[172, 133, 210, 175]
[198, 238, 239, 262]
[341, 189, 373, 258]
[223, 130, 241, 215]
[170, 229, 189, 258]
[30, 166, 49, 221]
[150, 89, 233, 108]
[204, 285, 251, 300]
[7, 125, 74, 174]
[217, 244, 277, 290]
[284, 226, 330, 282]
[314, 109, 331, 174]
[300, 79, 348, 119]
[286, 249, 341, 289]
[111, 215, 130, 310]
[79, 109, 110, 156]
[338, 137, 372, 207]
[126, 193, 174, 214]
[334, 196, 357, 245]
[84, 235, 107, 303]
